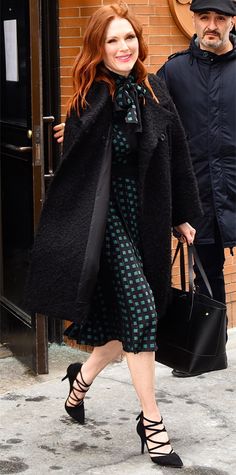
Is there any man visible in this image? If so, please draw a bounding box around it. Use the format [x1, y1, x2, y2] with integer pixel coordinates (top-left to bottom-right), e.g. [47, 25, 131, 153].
[157, 0, 236, 377]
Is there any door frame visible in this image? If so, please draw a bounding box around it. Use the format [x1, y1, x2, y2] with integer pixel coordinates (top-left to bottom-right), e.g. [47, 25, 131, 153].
[0, 0, 61, 373]
[30, 0, 48, 374]
[30, 0, 62, 372]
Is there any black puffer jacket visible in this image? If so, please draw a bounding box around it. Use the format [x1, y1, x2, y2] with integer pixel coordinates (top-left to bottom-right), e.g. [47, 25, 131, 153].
[158, 34, 236, 248]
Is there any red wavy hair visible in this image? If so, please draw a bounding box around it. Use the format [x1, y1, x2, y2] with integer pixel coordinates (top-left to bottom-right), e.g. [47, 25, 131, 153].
[67, 2, 157, 114]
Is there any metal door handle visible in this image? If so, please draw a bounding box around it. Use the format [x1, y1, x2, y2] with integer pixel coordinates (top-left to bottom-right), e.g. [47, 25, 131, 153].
[43, 116, 55, 123]
[3, 143, 32, 153]
[43, 115, 55, 177]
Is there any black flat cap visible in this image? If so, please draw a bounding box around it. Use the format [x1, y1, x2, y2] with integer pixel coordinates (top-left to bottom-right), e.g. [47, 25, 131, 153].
[190, 0, 236, 15]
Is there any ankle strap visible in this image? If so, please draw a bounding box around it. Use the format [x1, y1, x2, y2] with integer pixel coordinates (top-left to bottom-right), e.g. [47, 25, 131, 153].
[75, 369, 91, 390]
[67, 369, 91, 407]
[136, 411, 163, 426]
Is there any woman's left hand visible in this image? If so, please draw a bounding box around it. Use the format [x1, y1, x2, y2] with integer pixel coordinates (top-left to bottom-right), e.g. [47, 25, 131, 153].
[174, 222, 196, 245]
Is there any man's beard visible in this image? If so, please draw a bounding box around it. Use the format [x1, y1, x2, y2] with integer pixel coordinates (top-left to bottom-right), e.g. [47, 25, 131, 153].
[201, 36, 223, 50]
[201, 31, 224, 50]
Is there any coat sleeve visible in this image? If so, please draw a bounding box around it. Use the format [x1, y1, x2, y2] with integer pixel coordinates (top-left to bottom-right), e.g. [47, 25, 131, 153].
[168, 101, 203, 226]
[156, 64, 166, 82]
[148, 73, 202, 227]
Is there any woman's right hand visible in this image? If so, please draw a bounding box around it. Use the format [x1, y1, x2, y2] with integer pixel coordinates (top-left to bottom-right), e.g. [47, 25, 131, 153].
[53, 122, 65, 144]
[174, 222, 196, 246]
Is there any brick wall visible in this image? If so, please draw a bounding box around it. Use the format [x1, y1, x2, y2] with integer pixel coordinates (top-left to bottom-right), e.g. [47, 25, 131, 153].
[58, 0, 236, 329]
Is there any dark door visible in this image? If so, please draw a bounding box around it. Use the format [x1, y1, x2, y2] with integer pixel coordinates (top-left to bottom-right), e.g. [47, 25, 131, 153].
[0, 0, 61, 373]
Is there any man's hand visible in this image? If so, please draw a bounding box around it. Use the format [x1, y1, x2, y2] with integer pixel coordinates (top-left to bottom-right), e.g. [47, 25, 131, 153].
[53, 122, 65, 144]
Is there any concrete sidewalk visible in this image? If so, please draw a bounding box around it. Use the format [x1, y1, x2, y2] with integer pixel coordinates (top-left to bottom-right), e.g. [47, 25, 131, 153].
[1, 330, 236, 475]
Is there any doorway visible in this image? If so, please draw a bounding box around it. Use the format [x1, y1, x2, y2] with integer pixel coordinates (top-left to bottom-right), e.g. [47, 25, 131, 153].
[0, 0, 61, 373]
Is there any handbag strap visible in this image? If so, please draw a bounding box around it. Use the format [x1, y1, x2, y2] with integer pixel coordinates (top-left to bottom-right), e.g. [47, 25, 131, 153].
[172, 242, 213, 298]
[188, 245, 213, 298]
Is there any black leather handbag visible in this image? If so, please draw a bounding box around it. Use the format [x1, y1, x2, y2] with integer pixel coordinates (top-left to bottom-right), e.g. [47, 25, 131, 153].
[155, 243, 227, 374]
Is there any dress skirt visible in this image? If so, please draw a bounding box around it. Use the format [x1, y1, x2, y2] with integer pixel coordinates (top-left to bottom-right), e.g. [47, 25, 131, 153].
[65, 171, 158, 353]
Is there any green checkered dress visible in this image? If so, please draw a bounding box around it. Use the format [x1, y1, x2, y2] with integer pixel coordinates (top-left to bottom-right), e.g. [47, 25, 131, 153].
[64, 73, 158, 353]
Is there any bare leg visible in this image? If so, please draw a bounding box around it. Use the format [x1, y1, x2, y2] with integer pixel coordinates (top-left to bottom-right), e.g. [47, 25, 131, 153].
[67, 340, 122, 406]
[126, 351, 171, 455]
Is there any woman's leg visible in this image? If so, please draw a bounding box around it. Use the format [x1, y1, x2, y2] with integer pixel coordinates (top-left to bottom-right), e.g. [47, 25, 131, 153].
[126, 351, 171, 455]
[66, 340, 122, 406]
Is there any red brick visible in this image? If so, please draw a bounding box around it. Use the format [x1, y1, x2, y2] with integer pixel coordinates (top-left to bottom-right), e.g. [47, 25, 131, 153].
[60, 37, 83, 47]
[59, 8, 80, 18]
[231, 302, 236, 326]
[60, 17, 88, 28]
[60, 0, 102, 6]
[148, 44, 172, 55]
[81, 7, 100, 16]
[225, 265, 236, 275]
[133, 6, 156, 15]
[60, 66, 73, 76]
[60, 47, 81, 57]
[60, 27, 81, 37]
[150, 16, 172, 27]
[154, 6, 172, 16]
[60, 57, 75, 67]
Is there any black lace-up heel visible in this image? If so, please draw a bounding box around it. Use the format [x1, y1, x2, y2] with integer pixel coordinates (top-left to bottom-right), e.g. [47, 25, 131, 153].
[136, 412, 183, 468]
[62, 363, 91, 424]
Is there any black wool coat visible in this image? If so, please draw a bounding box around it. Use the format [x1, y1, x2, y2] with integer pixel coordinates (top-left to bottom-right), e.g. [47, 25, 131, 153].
[25, 74, 201, 323]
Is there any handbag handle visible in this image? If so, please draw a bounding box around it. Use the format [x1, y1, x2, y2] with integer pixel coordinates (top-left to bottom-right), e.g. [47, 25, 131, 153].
[172, 242, 213, 298]
[189, 245, 213, 298]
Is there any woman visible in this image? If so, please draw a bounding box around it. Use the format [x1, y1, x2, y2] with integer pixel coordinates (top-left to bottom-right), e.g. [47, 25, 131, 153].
[25, 2, 202, 468]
